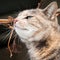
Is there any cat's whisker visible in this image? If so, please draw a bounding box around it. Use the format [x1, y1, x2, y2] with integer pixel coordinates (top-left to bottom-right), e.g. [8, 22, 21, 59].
[0, 30, 10, 40]
[3, 32, 10, 40]
[1, 29, 10, 35]
[0, 30, 10, 36]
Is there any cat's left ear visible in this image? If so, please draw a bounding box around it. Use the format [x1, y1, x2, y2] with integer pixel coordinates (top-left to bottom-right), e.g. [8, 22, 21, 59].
[43, 2, 58, 19]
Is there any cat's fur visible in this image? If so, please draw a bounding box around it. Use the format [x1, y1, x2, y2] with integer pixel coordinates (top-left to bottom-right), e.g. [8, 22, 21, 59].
[14, 2, 60, 60]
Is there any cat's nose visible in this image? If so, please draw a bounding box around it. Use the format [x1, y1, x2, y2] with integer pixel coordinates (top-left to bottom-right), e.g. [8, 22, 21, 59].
[14, 19, 18, 23]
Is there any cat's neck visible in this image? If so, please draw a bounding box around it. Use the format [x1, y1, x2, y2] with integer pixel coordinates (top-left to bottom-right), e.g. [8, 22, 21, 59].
[26, 42, 41, 60]
[25, 30, 60, 60]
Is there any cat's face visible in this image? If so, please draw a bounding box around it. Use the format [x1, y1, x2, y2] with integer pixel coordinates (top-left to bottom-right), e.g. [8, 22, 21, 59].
[14, 9, 49, 39]
[14, 2, 58, 42]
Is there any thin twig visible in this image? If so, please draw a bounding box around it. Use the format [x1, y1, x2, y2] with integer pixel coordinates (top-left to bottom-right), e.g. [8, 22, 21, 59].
[37, 0, 43, 8]
[0, 16, 14, 24]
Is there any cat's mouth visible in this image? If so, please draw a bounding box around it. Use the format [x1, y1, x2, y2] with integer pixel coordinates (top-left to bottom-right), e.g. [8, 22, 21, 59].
[14, 24, 28, 30]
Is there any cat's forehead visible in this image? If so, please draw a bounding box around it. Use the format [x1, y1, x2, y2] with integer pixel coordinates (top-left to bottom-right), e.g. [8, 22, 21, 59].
[18, 9, 43, 16]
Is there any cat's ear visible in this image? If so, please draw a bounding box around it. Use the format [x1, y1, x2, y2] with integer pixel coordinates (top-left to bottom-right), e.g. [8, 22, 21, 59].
[43, 2, 58, 19]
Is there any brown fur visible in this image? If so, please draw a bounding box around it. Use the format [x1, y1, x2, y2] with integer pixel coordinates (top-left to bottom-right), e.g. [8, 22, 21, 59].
[14, 1, 60, 60]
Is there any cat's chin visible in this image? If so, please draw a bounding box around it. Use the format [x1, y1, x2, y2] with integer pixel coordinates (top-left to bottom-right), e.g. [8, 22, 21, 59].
[14, 25, 30, 39]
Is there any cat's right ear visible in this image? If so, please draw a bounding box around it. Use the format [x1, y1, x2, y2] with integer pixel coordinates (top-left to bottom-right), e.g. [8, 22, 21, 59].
[43, 2, 58, 19]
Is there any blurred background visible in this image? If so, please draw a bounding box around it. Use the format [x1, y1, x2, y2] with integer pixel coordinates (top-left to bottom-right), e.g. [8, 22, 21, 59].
[0, 0, 60, 60]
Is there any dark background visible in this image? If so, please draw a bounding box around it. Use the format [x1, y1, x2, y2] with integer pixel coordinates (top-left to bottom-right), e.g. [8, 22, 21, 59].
[0, 0, 60, 60]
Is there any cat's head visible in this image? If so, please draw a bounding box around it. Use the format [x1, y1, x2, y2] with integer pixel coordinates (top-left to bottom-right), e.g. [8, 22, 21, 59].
[14, 2, 59, 43]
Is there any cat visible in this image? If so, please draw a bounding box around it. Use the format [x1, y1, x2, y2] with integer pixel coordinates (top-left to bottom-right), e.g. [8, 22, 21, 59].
[14, 1, 60, 60]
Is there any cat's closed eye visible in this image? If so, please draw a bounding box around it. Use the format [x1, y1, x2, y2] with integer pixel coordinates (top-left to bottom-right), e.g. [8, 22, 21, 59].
[24, 16, 33, 19]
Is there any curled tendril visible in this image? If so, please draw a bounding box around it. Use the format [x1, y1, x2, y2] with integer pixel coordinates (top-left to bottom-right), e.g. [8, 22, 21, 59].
[0, 16, 14, 57]
[8, 27, 14, 57]
[56, 9, 60, 16]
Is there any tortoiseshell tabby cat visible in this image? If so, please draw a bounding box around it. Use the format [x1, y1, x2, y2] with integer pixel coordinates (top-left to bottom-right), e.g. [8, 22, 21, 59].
[1, 1, 60, 60]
